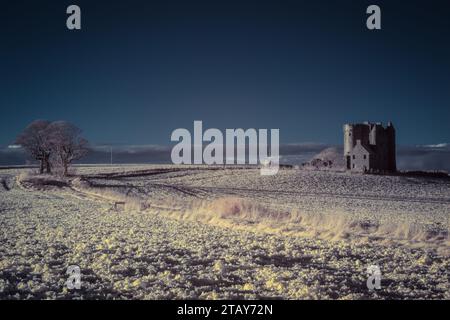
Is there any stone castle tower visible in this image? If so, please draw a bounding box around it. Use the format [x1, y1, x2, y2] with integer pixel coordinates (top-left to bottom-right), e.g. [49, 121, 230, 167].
[343, 122, 396, 173]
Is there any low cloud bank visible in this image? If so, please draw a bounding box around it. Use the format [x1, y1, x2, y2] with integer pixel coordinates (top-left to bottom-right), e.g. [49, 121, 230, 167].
[396, 144, 450, 172]
[1, 143, 449, 172]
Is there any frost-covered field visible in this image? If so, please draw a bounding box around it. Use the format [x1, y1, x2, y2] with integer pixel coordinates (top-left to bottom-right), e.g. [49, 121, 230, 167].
[0, 165, 449, 299]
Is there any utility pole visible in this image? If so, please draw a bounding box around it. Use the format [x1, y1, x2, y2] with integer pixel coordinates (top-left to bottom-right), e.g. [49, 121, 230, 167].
[110, 146, 113, 165]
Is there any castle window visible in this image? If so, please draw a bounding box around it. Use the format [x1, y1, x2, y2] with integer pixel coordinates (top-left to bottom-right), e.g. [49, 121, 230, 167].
[352, 164, 355, 168]
[363, 155, 367, 159]
[352, 155, 355, 159]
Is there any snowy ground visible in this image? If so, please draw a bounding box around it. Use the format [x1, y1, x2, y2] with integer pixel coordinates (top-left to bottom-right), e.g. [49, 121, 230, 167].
[0, 165, 448, 299]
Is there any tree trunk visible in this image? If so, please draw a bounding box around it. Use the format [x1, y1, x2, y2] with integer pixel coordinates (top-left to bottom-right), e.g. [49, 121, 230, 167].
[39, 160, 44, 174]
[63, 163, 68, 176]
[45, 156, 51, 174]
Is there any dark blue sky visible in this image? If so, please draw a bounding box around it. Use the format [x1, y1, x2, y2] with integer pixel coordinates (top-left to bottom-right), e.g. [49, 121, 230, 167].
[1, 0, 449, 147]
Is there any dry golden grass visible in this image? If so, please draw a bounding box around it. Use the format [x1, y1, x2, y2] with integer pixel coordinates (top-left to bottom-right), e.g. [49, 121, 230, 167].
[165, 197, 449, 254]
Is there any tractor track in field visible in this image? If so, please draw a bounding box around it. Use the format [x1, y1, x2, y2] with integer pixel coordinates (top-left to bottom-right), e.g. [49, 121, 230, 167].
[211, 186, 450, 205]
[145, 184, 450, 205]
[78, 167, 450, 206]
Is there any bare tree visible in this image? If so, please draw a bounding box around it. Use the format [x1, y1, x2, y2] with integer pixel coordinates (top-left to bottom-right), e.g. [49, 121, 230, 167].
[47, 121, 89, 176]
[16, 120, 52, 174]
